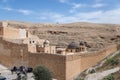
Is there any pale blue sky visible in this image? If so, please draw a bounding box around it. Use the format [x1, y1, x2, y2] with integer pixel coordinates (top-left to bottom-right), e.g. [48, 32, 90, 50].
[0, 0, 120, 24]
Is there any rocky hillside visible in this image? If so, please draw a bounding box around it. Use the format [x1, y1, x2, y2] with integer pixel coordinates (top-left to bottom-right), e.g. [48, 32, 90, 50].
[76, 50, 120, 80]
[1, 21, 120, 51]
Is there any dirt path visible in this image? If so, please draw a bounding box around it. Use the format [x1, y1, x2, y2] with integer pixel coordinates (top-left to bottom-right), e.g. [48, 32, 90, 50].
[85, 67, 120, 80]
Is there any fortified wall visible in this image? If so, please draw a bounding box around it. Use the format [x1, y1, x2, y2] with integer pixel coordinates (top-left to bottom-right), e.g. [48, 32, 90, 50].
[0, 38, 29, 67]
[0, 36, 119, 80]
[29, 44, 119, 80]
[0, 22, 120, 80]
[29, 53, 66, 80]
[65, 45, 118, 80]
[0, 37, 66, 80]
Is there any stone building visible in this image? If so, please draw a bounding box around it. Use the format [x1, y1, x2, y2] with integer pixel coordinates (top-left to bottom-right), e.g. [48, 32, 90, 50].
[36, 40, 56, 54]
[0, 22, 56, 54]
[56, 43, 67, 55]
[55, 41, 88, 55]
[0, 22, 27, 39]
[66, 41, 87, 54]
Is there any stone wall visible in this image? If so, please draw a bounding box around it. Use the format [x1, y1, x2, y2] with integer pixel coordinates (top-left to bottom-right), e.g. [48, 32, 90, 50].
[0, 38, 29, 67]
[65, 45, 118, 80]
[66, 55, 81, 80]
[3, 27, 20, 39]
[29, 53, 66, 80]
[44, 46, 56, 54]
[0, 37, 119, 80]
[28, 44, 118, 80]
[0, 26, 27, 39]
[0, 27, 3, 36]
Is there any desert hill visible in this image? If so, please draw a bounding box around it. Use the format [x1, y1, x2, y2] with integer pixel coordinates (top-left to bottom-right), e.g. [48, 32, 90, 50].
[1, 21, 120, 51]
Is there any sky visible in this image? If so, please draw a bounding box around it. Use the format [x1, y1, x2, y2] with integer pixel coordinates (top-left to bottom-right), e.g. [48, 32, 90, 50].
[0, 0, 120, 24]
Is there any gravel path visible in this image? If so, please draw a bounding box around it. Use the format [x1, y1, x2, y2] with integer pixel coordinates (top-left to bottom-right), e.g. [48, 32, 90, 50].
[85, 67, 120, 80]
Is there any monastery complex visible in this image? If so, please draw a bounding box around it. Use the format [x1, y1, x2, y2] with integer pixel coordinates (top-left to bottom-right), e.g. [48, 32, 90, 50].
[0, 22, 120, 80]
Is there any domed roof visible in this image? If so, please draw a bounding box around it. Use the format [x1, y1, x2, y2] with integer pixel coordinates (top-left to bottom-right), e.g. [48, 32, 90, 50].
[44, 40, 50, 44]
[67, 42, 79, 49]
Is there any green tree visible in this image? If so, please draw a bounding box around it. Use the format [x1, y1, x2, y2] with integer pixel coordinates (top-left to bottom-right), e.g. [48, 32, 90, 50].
[33, 66, 52, 80]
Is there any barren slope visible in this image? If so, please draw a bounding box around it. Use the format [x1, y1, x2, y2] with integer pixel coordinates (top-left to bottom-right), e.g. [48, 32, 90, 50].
[2, 21, 120, 51]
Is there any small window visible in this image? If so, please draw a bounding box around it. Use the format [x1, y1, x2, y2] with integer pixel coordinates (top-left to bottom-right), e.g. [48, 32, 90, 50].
[82, 48, 84, 51]
[33, 41, 35, 43]
[30, 41, 31, 44]
[26, 32, 28, 37]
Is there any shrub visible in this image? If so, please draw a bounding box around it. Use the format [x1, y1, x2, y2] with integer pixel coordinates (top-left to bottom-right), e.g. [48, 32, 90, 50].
[75, 77, 84, 80]
[80, 78, 84, 80]
[106, 58, 119, 66]
[103, 74, 114, 80]
[33, 66, 52, 80]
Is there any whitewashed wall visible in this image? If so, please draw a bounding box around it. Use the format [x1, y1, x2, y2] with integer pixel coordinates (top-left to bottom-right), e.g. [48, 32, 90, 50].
[19, 29, 27, 39]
